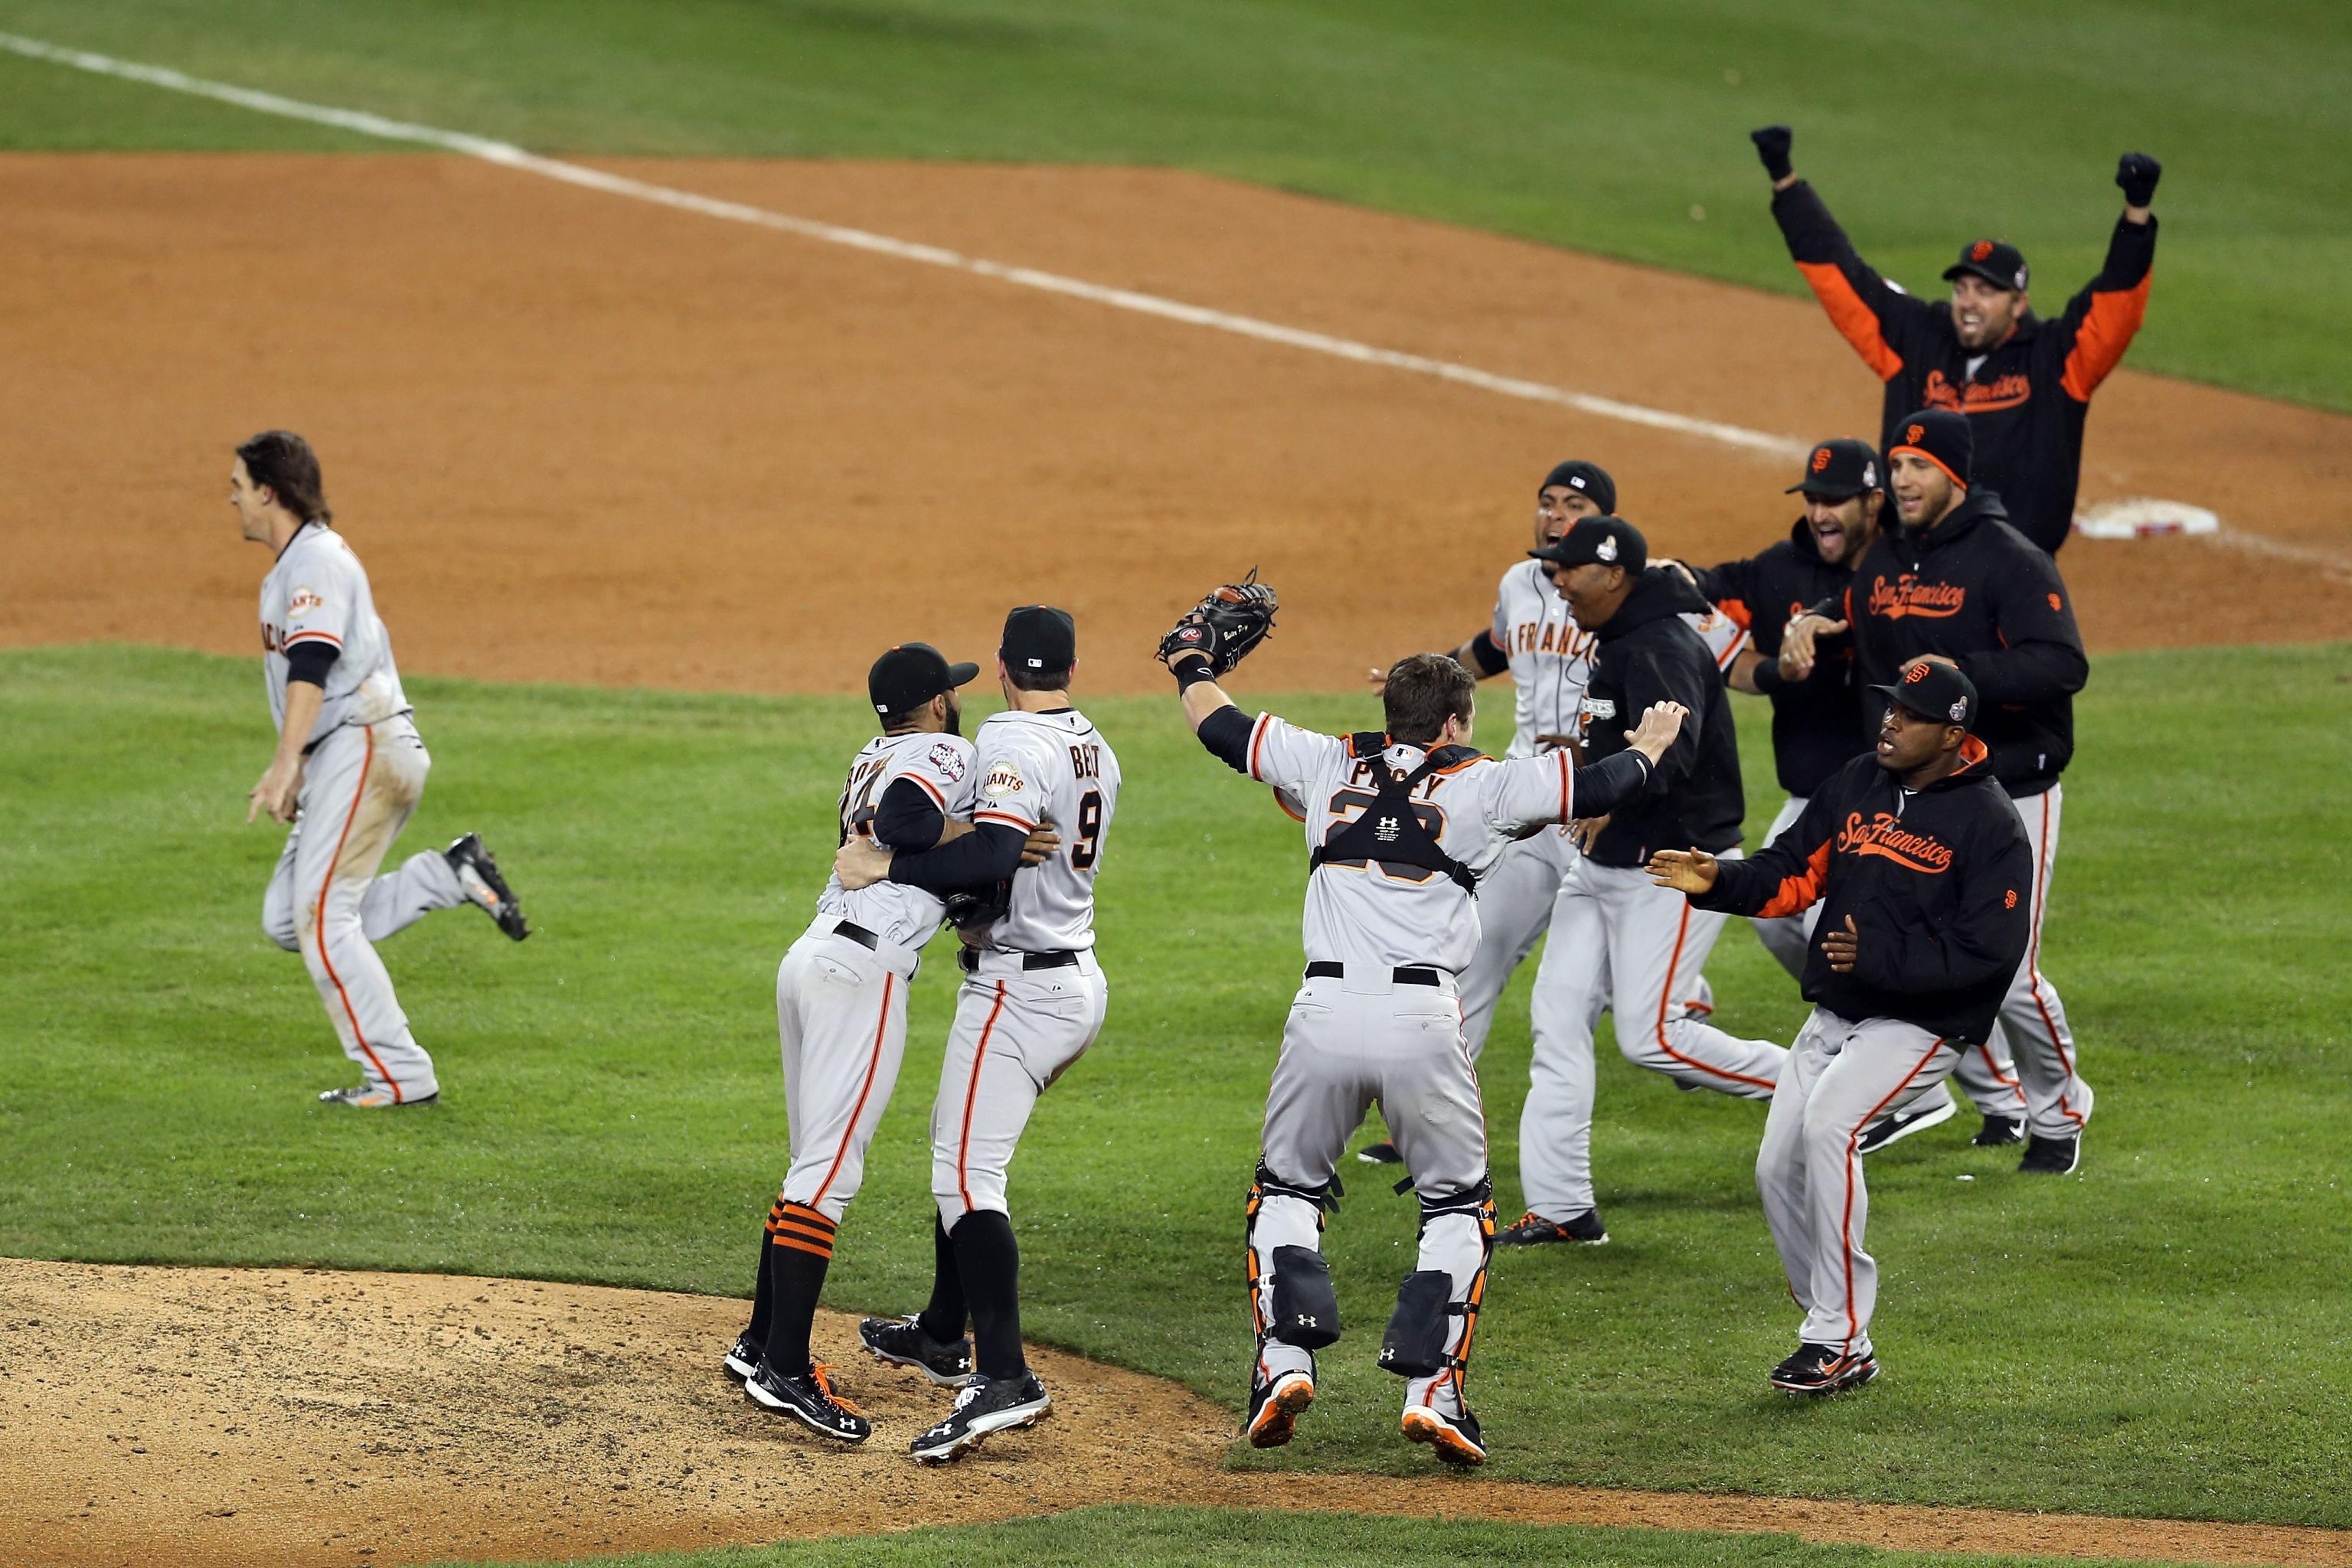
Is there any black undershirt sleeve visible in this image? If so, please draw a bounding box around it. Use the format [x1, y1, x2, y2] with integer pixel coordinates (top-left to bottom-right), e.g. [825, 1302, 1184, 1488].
[887, 822, 1027, 893]
[285, 641, 338, 689]
[1467, 631, 1509, 678]
[1566, 750, 1652, 818]
[1195, 704, 1255, 775]
[871, 777, 947, 851]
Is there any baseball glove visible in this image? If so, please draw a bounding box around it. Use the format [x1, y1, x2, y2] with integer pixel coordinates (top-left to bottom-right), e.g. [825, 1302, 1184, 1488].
[1155, 567, 1279, 676]
[942, 885, 1011, 935]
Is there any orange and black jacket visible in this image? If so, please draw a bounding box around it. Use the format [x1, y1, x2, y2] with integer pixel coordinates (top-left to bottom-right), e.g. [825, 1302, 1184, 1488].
[1836, 491, 2087, 800]
[1694, 521, 1861, 799]
[1690, 744, 2032, 1043]
[1772, 180, 2155, 554]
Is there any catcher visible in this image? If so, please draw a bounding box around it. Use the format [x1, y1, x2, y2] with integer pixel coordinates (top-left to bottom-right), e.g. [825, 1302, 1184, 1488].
[1157, 575, 1687, 1465]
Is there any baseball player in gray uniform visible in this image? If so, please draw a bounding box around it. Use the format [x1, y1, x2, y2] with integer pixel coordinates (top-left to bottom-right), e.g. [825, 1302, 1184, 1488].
[834, 605, 1119, 1464]
[1162, 580, 1685, 1465]
[728, 642, 1010, 1442]
[236, 432, 528, 1110]
[1351, 462, 1740, 1171]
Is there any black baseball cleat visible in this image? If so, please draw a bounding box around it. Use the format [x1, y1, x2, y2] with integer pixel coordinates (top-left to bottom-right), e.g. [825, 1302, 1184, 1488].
[908, 1370, 1051, 1464]
[1855, 1095, 1958, 1155]
[723, 1331, 762, 1380]
[744, 1358, 871, 1442]
[1495, 1208, 1609, 1246]
[2018, 1133, 2082, 1174]
[1400, 1401, 1486, 1466]
[1973, 1115, 2026, 1148]
[446, 833, 531, 940]
[1355, 1140, 1403, 1165]
[859, 1314, 976, 1387]
[1244, 1367, 1315, 1449]
[1770, 1343, 1879, 1396]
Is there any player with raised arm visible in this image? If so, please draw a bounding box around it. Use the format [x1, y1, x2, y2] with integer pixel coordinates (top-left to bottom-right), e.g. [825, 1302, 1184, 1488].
[833, 606, 1119, 1464]
[237, 431, 529, 1111]
[1156, 573, 1685, 1465]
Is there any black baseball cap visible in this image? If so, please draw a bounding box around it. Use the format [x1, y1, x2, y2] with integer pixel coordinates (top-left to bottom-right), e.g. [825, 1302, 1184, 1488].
[1942, 237, 2030, 293]
[1786, 438, 1883, 499]
[1870, 660, 1979, 728]
[1001, 604, 1076, 674]
[1539, 459, 1616, 515]
[868, 642, 978, 717]
[1530, 514, 1646, 573]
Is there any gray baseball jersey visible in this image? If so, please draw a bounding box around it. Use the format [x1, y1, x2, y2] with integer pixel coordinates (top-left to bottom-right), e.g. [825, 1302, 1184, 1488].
[1243, 714, 1579, 973]
[259, 521, 410, 746]
[966, 707, 1120, 953]
[819, 730, 982, 950]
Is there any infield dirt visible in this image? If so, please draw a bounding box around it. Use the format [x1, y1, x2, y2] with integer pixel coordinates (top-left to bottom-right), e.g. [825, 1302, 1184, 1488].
[8, 1259, 2350, 1568]
[1, 153, 2346, 696]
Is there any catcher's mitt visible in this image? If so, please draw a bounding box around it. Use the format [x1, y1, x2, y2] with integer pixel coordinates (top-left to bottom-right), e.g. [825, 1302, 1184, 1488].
[1155, 567, 1279, 676]
[942, 885, 1011, 935]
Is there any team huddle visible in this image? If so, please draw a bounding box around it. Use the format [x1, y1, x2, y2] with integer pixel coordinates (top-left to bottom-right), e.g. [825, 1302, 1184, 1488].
[229, 129, 2158, 1465]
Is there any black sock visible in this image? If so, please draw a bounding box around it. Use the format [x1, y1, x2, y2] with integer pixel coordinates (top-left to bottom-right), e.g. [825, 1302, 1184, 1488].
[743, 1191, 786, 1342]
[916, 1214, 968, 1344]
[949, 1209, 1024, 1380]
[761, 1200, 838, 1374]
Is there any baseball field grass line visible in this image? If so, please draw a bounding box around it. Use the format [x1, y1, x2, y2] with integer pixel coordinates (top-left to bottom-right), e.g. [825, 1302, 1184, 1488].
[424, 1503, 2265, 1568]
[2, 642, 2347, 1526]
[0, 0, 2344, 413]
[0, 26, 1805, 467]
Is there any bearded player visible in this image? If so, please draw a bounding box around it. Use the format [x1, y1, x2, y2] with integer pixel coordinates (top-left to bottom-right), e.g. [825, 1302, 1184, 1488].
[238, 431, 528, 1109]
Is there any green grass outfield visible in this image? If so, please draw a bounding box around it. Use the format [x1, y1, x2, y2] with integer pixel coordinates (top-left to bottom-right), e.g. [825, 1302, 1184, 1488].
[433, 1504, 2174, 1568]
[0, 0, 2345, 411]
[3, 642, 2348, 1530]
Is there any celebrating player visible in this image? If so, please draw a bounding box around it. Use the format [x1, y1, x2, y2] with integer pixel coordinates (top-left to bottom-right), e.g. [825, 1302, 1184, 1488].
[727, 642, 1053, 1443]
[1158, 570, 1685, 1465]
[237, 431, 529, 1110]
[1649, 661, 2030, 1395]
[1681, 439, 2027, 1152]
[1789, 412, 2093, 1174]
[1752, 124, 2161, 554]
[834, 605, 1119, 1464]
[1501, 518, 1786, 1248]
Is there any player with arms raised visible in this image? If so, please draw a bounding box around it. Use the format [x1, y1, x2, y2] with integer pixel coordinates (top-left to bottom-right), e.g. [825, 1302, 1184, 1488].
[1156, 575, 1685, 1465]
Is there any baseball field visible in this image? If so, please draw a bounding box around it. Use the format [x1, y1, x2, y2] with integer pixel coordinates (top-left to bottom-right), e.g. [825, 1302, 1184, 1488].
[2, 4, 2348, 1566]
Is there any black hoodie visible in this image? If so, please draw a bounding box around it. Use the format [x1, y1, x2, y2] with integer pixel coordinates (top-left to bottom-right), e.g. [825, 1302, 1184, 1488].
[1581, 567, 1745, 866]
[1696, 520, 1865, 798]
[1840, 490, 2088, 799]
[1690, 742, 2032, 1043]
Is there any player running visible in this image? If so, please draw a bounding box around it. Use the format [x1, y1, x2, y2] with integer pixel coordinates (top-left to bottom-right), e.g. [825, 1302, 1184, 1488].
[236, 431, 528, 1109]
[1679, 439, 2027, 1152]
[1158, 573, 1684, 1466]
[1751, 124, 2161, 554]
[834, 606, 1119, 1464]
[726, 642, 1052, 1443]
[1649, 661, 2030, 1394]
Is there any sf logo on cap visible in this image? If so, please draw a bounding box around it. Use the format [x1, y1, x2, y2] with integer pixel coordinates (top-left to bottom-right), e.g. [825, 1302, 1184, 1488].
[1971, 240, 1994, 262]
[1811, 446, 1832, 473]
[1906, 423, 1924, 445]
[1904, 662, 1930, 684]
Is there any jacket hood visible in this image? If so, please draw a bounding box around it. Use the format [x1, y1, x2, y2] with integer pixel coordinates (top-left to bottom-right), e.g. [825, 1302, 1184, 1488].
[1597, 565, 1713, 639]
[1920, 733, 1999, 792]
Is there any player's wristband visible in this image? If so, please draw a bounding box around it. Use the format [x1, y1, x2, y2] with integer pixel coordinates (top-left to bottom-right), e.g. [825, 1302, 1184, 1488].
[1170, 654, 1217, 691]
[1752, 659, 1786, 694]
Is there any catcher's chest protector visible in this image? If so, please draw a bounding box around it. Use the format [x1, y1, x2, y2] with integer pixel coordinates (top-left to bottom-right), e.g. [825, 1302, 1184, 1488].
[1308, 734, 1480, 894]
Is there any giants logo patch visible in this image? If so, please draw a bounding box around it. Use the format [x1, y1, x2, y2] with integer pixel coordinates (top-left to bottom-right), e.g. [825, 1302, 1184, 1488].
[1867, 573, 1966, 620]
[1835, 812, 1954, 874]
[287, 586, 324, 617]
[980, 763, 1026, 800]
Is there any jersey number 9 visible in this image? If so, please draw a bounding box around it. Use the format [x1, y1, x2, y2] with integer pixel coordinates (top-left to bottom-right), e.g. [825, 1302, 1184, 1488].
[1070, 789, 1104, 870]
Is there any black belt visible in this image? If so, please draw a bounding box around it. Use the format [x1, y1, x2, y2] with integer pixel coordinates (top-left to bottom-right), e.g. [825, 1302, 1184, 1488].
[832, 920, 881, 951]
[1304, 961, 1445, 987]
[959, 946, 1080, 974]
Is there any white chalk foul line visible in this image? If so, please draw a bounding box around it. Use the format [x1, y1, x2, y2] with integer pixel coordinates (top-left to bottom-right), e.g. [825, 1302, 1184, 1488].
[0, 28, 1807, 461]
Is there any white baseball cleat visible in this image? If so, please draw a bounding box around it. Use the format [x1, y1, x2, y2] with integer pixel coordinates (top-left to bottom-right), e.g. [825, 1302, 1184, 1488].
[318, 1084, 438, 1108]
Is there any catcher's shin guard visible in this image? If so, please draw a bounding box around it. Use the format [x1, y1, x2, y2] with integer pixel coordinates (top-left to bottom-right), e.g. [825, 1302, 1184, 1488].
[1245, 1161, 1340, 1382]
[1379, 1176, 1495, 1396]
